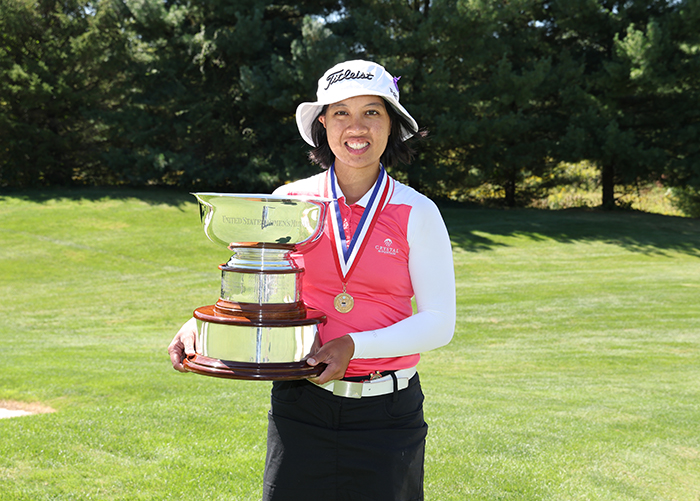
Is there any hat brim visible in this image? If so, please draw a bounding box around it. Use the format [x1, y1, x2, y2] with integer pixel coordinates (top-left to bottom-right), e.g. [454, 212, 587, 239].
[296, 91, 419, 147]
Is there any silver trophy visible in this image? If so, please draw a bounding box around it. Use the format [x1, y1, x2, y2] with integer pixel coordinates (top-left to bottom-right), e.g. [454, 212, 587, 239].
[184, 193, 330, 380]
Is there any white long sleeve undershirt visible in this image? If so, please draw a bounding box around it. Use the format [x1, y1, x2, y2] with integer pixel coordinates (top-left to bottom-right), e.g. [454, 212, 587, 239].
[347, 192, 456, 360]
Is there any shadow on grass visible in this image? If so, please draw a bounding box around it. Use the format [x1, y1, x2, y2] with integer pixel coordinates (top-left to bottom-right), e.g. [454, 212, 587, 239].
[0, 186, 194, 209]
[3, 188, 699, 257]
[441, 204, 700, 257]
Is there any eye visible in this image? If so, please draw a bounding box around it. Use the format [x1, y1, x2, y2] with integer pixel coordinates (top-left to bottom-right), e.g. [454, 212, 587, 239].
[366, 110, 380, 116]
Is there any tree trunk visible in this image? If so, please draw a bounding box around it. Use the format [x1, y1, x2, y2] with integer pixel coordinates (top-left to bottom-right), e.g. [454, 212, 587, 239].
[505, 171, 517, 208]
[601, 163, 616, 209]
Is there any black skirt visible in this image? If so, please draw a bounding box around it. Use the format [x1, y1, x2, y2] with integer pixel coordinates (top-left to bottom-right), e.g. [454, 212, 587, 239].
[263, 374, 428, 501]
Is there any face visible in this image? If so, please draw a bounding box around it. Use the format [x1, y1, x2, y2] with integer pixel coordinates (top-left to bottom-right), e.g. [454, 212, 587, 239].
[318, 95, 391, 174]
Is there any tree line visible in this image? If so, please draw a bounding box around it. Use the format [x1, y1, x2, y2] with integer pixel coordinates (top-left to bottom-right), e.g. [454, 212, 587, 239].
[1, 0, 699, 209]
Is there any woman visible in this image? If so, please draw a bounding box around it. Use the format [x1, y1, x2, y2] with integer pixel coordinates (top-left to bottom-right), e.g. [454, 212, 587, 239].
[169, 60, 456, 501]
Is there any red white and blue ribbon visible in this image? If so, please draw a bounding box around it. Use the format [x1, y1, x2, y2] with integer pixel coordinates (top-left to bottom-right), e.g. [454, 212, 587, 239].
[327, 164, 393, 280]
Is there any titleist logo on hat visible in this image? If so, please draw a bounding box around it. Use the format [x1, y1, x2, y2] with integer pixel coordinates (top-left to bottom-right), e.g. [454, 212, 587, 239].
[324, 69, 375, 90]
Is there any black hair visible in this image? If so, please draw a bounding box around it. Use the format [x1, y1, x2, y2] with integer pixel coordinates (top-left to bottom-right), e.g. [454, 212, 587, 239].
[308, 98, 421, 169]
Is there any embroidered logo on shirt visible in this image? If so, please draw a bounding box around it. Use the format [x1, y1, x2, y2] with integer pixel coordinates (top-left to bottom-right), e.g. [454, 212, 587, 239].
[375, 238, 398, 256]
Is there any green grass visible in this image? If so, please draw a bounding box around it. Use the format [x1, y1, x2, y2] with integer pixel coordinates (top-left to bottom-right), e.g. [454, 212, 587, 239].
[1, 189, 699, 500]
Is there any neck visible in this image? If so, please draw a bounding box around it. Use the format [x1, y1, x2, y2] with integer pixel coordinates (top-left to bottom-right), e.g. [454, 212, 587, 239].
[333, 163, 381, 205]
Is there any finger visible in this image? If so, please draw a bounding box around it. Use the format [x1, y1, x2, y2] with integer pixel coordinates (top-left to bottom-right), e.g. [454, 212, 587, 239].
[308, 352, 343, 385]
[303, 334, 322, 362]
[305, 346, 328, 368]
[168, 332, 195, 373]
[305, 335, 354, 384]
[305, 336, 340, 367]
[182, 333, 196, 356]
[314, 365, 343, 385]
[168, 341, 187, 372]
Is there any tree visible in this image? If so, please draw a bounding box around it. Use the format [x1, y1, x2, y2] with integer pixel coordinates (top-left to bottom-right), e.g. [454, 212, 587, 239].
[451, 0, 582, 206]
[2, 0, 696, 203]
[106, 0, 344, 192]
[0, 0, 131, 187]
[654, 0, 700, 197]
[313, 0, 699, 207]
[551, 0, 700, 208]
[317, 0, 580, 206]
[313, 0, 484, 197]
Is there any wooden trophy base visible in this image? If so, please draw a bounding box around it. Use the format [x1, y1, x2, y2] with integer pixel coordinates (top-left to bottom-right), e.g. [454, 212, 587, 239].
[183, 355, 325, 381]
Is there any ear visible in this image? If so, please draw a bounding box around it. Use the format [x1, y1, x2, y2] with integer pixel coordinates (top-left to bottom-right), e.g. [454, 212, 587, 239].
[318, 115, 326, 128]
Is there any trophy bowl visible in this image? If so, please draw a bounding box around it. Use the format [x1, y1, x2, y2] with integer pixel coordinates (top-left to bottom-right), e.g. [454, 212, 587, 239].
[183, 193, 331, 380]
[194, 192, 328, 249]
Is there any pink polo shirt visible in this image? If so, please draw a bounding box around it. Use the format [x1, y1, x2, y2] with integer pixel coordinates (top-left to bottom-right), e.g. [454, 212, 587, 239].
[274, 170, 455, 377]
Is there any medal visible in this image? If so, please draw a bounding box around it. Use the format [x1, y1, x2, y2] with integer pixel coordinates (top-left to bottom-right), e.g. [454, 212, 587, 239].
[334, 285, 355, 313]
[327, 165, 393, 314]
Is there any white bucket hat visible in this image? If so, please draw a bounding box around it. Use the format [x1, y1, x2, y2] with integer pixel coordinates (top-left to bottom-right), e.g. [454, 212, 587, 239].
[296, 60, 419, 146]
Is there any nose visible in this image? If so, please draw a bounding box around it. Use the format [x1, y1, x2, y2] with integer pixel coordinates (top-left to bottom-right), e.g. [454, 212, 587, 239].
[346, 114, 369, 134]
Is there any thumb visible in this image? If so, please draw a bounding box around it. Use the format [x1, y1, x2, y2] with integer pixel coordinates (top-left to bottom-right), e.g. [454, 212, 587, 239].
[306, 351, 324, 366]
[183, 337, 195, 356]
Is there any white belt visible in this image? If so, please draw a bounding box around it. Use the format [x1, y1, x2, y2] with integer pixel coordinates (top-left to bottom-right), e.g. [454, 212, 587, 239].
[313, 367, 417, 399]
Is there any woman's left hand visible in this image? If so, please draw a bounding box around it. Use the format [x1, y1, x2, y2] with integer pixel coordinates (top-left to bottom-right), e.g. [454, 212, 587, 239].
[306, 335, 355, 385]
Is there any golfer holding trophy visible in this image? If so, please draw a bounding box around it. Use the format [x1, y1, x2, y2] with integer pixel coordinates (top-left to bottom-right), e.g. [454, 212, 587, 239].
[169, 59, 456, 501]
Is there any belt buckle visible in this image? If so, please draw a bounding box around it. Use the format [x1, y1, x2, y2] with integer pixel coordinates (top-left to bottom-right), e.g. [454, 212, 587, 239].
[332, 381, 363, 399]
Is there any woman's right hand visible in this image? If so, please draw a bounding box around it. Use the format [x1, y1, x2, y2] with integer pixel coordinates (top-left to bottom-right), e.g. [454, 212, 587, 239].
[168, 317, 197, 372]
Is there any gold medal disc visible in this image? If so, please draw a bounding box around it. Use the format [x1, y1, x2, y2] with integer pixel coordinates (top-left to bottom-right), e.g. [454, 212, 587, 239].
[334, 292, 354, 313]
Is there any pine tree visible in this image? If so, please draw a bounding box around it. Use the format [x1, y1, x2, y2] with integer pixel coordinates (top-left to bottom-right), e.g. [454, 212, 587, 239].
[320, 0, 581, 205]
[552, 0, 700, 208]
[110, 0, 343, 191]
[0, 0, 131, 187]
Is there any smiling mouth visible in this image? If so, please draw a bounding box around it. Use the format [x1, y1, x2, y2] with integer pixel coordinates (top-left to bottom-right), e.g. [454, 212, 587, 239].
[346, 141, 369, 150]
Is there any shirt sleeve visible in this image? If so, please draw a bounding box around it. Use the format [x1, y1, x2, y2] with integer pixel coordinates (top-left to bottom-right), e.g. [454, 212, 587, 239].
[348, 197, 456, 359]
